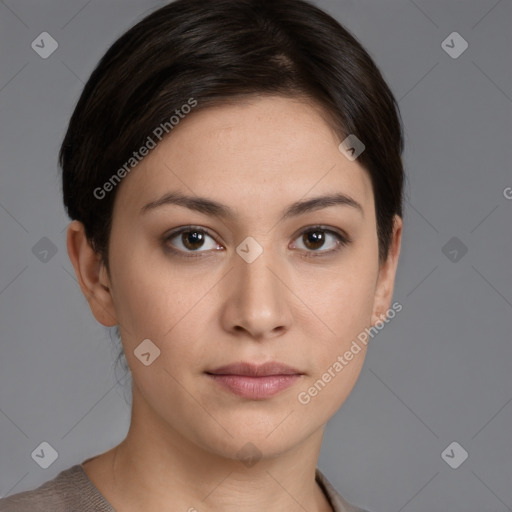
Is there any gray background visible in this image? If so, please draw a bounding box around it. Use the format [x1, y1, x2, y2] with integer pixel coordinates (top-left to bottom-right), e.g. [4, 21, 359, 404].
[0, 1, 511, 511]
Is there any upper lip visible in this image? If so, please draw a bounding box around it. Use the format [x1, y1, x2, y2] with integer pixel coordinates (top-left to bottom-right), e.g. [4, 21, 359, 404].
[206, 362, 303, 377]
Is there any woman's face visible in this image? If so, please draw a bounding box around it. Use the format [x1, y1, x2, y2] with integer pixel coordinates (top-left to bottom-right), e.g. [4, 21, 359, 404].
[89, 95, 401, 460]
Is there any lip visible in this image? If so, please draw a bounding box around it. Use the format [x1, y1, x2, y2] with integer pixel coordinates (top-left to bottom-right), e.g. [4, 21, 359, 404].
[207, 362, 303, 377]
[206, 362, 304, 400]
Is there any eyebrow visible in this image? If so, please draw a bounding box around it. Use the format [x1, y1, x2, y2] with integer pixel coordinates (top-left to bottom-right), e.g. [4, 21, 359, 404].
[140, 191, 363, 220]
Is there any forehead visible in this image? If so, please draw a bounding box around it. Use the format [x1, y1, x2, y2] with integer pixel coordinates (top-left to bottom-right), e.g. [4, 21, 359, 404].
[114, 95, 374, 222]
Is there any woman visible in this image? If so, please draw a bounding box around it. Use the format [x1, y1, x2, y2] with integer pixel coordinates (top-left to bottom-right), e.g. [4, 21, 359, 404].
[0, 0, 403, 510]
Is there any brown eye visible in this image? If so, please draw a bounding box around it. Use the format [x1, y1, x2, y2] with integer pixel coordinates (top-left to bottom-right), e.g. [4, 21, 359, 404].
[165, 227, 221, 254]
[181, 230, 206, 250]
[291, 226, 349, 256]
[302, 230, 326, 250]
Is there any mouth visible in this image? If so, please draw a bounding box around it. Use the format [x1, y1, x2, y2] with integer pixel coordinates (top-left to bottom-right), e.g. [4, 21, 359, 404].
[205, 362, 304, 400]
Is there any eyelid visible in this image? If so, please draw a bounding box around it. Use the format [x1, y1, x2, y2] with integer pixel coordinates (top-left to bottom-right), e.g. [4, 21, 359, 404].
[289, 225, 351, 258]
[290, 224, 351, 245]
[163, 225, 223, 258]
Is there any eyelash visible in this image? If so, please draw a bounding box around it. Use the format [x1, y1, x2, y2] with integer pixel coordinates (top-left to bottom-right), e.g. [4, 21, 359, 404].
[163, 225, 351, 260]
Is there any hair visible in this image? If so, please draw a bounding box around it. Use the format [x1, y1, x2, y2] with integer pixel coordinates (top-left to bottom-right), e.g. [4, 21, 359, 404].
[59, 0, 405, 386]
[60, 0, 404, 268]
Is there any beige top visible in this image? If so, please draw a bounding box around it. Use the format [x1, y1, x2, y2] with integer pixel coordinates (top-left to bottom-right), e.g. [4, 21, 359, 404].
[0, 464, 370, 512]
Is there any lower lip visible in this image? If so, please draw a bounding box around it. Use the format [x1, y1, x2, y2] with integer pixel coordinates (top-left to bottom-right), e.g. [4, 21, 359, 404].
[207, 374, 302, 399]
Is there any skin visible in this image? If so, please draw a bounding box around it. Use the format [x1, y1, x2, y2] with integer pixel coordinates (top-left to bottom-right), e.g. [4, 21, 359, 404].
[67, 95, 402, 512]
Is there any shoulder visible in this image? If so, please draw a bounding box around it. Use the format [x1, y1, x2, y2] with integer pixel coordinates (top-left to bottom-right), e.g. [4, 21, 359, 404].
[315, 468, 372, 512]
[0, 464, 114, 512]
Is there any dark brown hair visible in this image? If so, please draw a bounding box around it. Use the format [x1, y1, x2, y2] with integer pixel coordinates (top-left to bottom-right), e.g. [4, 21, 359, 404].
[60, 0, 404, 270]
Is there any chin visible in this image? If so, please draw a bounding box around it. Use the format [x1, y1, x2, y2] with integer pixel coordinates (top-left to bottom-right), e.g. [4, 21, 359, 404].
[190, 411, 318, 463]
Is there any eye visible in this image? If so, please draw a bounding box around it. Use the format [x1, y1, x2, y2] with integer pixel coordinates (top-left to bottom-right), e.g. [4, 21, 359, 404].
[290, 226, 349, 257]
[163, 225, 350, 259]
[164, 226, 222, 256]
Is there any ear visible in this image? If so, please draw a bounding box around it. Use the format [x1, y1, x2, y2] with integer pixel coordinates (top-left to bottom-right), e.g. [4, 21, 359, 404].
[66, 220, 117, 327]
[371, 215, 403, 326]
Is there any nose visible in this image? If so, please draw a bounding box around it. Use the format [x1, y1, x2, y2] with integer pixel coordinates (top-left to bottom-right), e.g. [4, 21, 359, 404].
[219, 243, 293, 341]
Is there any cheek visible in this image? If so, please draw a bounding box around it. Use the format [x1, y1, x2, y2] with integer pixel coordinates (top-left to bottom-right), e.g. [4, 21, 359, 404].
[294, 253, 377, 413]
[109, 243, 188, 335]
[109, 248, 221, 377]
[306, 253, 377, 345]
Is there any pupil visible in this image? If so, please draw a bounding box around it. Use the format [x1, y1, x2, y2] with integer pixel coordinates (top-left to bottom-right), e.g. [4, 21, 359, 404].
[304, 231, 324, 250]
[183, 231, 204, 250]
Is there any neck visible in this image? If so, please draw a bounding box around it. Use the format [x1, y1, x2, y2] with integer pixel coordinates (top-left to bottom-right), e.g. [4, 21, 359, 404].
[85, 384, 333, 512]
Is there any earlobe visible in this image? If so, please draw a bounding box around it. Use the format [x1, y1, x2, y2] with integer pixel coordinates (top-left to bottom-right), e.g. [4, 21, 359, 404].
[371, 215, 403, 326]
[66, 220, 118, 327]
